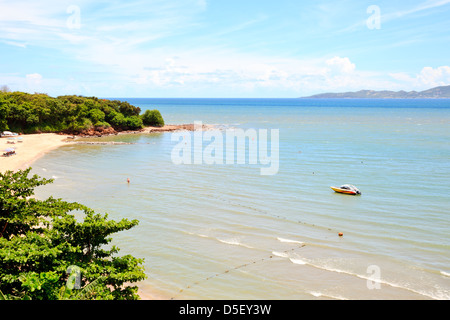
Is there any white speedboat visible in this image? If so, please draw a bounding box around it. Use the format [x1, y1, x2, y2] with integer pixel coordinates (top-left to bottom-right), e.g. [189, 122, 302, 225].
[330, 184, 361, 195]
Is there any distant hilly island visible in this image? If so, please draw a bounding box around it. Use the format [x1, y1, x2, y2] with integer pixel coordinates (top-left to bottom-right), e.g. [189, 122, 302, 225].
[303, 85, 450, 99]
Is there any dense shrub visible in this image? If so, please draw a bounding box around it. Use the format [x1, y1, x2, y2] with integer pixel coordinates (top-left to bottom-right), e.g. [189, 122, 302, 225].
[125, 115, 143, 129]
[141, 109, 165, 127]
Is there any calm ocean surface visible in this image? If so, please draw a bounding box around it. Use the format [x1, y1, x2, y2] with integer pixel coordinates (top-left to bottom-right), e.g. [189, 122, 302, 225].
[33, 98, 450, 300]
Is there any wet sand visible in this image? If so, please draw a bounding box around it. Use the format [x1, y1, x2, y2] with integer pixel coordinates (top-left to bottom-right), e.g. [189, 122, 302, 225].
[0, 133, 72, 173]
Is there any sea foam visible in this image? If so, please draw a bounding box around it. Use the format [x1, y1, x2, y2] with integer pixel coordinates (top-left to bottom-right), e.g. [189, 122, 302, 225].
[218, 238, 254, 249]
[309, 291, 348, 300]
[277, 237, 304, 245]
[440, 271, 450, 277]
[271, 251, 289, 258]
[289, 258, 307, 265]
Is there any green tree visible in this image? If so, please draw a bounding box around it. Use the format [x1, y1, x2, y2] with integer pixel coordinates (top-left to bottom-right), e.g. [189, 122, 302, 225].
[110, 111, 126, 128]
[118, 101, 141, 117]
[125, 115, 143, 130]
[141, 109, 165, 127]
[0, 168, 146, 300]
[0, 97, 10, 131]
[88, 108, 106, 124]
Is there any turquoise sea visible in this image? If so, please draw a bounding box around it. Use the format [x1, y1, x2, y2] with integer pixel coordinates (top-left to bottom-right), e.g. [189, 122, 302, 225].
[33, 98, 450, 300]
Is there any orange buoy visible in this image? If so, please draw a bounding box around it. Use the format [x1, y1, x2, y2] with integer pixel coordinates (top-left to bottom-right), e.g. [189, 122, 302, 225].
[338, 232, 343, 237]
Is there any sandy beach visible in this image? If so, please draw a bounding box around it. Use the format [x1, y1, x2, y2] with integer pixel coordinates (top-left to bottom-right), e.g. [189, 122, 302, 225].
[0, 124, 210, 174]
[0, 133, 72, 173]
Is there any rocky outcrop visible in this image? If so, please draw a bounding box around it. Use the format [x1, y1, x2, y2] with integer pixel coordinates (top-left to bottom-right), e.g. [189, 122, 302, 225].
[64, 123, 215, 139]
[78, 126, 119, 137]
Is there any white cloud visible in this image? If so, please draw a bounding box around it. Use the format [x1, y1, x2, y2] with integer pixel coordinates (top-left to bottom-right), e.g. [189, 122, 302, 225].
[0, 40, 27, 48]
[26, 73, 43, 84]
[337, 0, 450, 34]
[418, 66, 450, 87]
[388, 0, 450, 20]
[0, 0, 64, 27]
[325, 56, 356, 74]
[1, 1, 447, 97]
[389, 66, 450, 89]
[0, 0, 207, 48]
[121, 54, 384, 96]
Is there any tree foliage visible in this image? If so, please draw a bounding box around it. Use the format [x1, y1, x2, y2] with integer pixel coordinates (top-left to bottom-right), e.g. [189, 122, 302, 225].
[0, 91, 163, 134]
[141, 109, 165, 127]
[0, 168, 146, 300]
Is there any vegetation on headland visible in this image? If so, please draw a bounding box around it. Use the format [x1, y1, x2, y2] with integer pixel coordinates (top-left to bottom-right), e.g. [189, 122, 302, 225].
[302, 85, 450, 99]
[0, 90, 165, 134]
[0, 168, 146, 300]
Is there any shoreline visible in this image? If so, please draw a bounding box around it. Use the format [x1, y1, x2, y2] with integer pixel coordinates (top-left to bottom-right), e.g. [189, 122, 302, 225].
[0, 123, 207, 300]
[1, 123, 209, 174]
[76, 123, 215, 138]
[0, 133, 72, 173]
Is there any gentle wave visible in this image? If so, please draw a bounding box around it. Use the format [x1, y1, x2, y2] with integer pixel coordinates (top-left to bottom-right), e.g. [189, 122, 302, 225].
[277, 237, 304, 245]
[271, 251, 289, 258]
[185, 231, 210, 239]
[185, 230, 257, 249]
[278, 253, 448, 300]
[218, 238, 254, 249]
[289, 258, 307, 265]
[309, 291, 348, 300]
[185, 231, 256, 250]
[196, 234, 210, 238]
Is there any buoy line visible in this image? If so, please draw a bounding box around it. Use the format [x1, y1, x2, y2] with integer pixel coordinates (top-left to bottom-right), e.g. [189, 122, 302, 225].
[202, 193, 340, 235]
[170, 243, 306, 299]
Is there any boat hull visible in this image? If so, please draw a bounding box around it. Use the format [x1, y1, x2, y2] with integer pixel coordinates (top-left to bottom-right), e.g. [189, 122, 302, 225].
[330, 186, 358, 195]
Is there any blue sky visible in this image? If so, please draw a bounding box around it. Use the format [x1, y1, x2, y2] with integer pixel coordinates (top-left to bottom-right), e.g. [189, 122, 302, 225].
[1, 0, 450, 97]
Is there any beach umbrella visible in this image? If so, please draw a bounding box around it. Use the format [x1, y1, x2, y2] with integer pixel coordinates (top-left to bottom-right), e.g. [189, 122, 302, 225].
[4, 148, 15, 152]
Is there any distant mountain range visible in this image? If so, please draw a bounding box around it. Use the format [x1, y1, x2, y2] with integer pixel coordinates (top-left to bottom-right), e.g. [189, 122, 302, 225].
[302, 85, 450, 99]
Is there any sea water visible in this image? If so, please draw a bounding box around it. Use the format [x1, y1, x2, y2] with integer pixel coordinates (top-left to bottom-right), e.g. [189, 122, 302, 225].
[33, 98, 450, 300]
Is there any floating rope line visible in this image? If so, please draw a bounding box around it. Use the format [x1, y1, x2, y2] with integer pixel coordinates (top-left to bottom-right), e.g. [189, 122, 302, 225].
[202, 193, 336, 233]
[170, 243, 306, 299]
